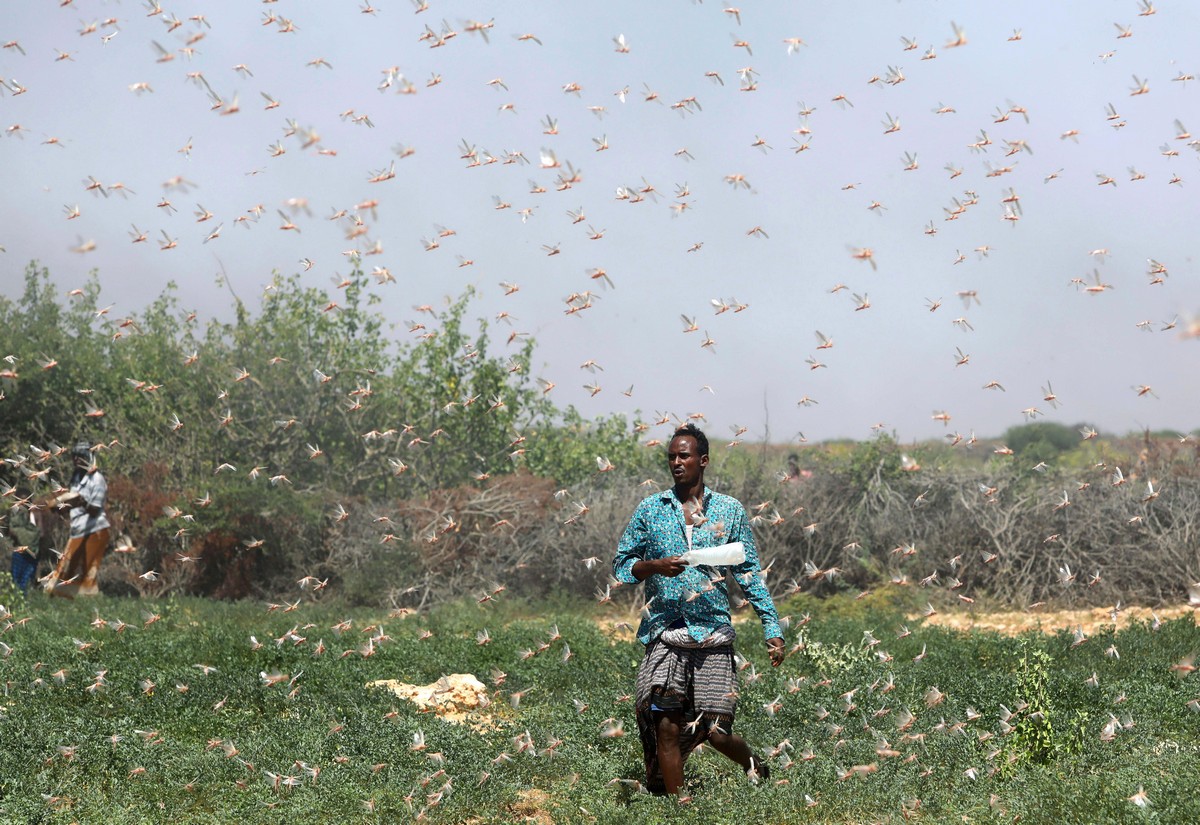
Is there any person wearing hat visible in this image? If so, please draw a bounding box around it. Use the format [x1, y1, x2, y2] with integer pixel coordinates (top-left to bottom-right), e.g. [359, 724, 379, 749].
[44, 442, 111, 597]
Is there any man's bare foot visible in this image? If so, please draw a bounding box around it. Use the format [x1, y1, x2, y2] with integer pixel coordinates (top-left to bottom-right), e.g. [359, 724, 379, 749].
[747, 755, 770, 783]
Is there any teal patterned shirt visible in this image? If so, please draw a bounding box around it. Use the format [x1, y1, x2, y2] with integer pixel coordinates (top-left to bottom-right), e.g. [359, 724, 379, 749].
[613, 486, 782, 645]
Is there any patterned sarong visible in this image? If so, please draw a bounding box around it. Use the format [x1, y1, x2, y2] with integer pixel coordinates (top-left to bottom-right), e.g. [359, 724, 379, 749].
[635, 627, 738, 792]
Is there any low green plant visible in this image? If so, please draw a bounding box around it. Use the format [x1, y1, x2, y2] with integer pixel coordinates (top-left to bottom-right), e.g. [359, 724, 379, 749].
[1008, 635, 1056, 765]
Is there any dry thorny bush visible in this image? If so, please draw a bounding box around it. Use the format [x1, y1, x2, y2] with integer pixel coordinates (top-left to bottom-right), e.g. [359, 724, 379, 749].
[39, 453, 1198, 610]
[271, 462, 1200, 612]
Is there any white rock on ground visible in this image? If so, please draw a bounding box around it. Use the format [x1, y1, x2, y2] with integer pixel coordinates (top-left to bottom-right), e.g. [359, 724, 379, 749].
[368, 673, 489, 724]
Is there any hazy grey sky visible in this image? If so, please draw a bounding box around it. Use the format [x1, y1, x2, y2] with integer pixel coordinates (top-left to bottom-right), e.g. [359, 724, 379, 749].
[2, 0, 1197, 445]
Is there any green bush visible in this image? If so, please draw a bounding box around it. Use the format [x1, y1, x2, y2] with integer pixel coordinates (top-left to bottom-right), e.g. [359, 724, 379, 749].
[1003, 422, 1079, 457]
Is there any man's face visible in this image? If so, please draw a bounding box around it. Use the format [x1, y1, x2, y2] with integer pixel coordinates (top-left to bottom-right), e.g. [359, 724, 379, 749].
[667, 435, 708, 487]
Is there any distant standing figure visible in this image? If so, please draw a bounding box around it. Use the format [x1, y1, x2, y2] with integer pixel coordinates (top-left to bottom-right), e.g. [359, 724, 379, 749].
[613, 423, 784, 796]
[6, 495, 42, 593]
[785, 453, 813, 483]
[45, 442, 111, 597]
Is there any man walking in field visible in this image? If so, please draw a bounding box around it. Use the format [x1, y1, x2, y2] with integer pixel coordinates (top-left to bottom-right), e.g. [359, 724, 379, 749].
[613, 423, 785, 796]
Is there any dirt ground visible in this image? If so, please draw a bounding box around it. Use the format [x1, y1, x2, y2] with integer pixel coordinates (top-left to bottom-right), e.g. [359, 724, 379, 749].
[597, 605, 1199, 640]
[918, 604, 1198, 636]
[464, 789, 556, 825]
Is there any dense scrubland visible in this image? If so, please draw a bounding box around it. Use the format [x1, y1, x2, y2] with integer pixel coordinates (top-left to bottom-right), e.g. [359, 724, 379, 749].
[2, 263, 1200, 822]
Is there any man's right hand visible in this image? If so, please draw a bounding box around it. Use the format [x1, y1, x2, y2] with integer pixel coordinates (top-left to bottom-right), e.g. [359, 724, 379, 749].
[633, 556, 688, 581]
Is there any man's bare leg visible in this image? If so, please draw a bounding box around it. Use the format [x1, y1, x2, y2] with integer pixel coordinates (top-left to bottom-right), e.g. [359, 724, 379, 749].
[654, 712, 685, 794]
[708, 730, 766, 779]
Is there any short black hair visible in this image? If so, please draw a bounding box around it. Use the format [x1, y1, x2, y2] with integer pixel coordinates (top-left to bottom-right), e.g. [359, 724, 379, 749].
[672, 423, 709, 457]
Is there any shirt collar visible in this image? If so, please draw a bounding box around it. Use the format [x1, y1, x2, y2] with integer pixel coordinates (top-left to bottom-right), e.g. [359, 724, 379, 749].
[658, 486, 711, 504]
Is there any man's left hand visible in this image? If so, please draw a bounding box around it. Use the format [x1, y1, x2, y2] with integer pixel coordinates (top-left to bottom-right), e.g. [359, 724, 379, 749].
[766, 637, 785, 667]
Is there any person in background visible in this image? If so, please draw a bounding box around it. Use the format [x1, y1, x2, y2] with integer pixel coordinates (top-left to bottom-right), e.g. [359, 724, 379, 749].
[44, 442, 111, 598]
[5, 490, 42, 594]
[613, 423, 785, 796]
[785, 453, 814, 483]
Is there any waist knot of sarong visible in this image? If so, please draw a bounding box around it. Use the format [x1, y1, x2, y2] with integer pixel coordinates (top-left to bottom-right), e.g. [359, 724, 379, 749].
[658, 623, 735, 649]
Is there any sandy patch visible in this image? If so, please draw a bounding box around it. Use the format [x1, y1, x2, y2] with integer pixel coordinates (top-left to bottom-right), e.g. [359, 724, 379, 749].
[919, 605, 1198, 636]
[463, 788, 558, 825]
[511, 789, 555, 825]
[595, 602, 1198, 639]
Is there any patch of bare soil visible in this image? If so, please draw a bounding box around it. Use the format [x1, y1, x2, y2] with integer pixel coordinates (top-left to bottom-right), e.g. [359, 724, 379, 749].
[464, 789, 557, 825]
[511, 789, 555, 825]
[594, 604, 1199, 640]
[918, 605, 1198, 636]
[595, 618, 638, 642]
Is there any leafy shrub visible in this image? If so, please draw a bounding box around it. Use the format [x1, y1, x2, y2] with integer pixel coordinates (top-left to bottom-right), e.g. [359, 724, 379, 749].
[1004, 422, 1079, 457]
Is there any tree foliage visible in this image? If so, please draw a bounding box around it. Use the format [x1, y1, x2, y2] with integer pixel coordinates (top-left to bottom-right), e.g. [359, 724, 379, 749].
[1003, 422, 1080, 461]
[0, 262, 643, 600]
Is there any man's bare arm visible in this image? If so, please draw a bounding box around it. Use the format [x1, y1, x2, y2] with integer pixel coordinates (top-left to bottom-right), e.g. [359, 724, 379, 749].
[632, 557, 687, 581]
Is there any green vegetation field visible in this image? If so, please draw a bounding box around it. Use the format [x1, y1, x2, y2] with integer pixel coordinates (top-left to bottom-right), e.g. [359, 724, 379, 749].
[1, 586, 1197, 824]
